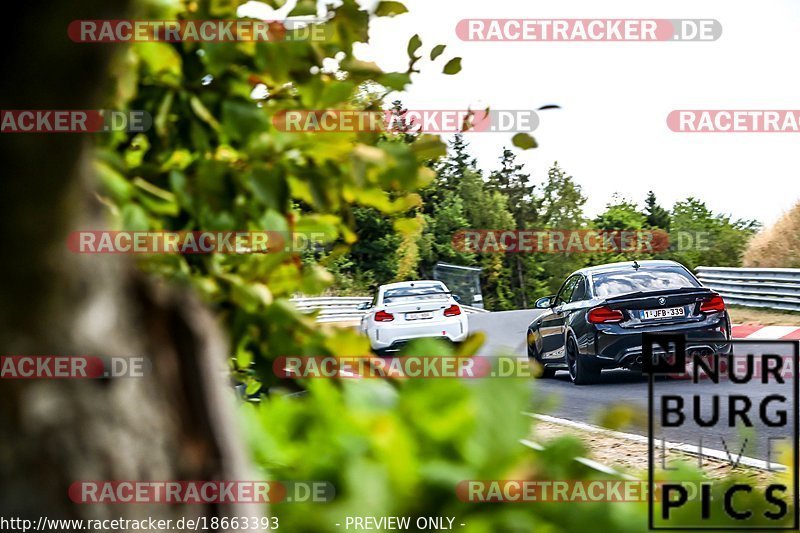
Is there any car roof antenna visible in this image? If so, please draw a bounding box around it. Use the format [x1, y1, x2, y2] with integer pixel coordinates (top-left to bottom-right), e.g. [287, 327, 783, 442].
[633, 260, 640, 270]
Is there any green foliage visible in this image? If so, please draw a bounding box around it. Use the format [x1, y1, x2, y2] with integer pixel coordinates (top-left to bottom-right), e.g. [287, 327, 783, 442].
[442, 57, 463, 75]
[97, 1, 771, 530]
[100, 0, 447, 383]
[243, 361, 538, 530]
[589, 195, 652, 265]
[594, 195, 647, 231]
[419, 149, 592, 308]
[347, 206, 402, 283]
[518, 164, 588, 298]
[644, 190, 670, 230]
[664, 197, 759, 270]
[535, 163, 586, 229]
[418, 190, 475, 269]
[430, 44, 447, 61]
[375, 1, 408, 17]
[487, 148, 534, 228]
[407, 34, 422, 68]
[511, 132, 537, 150]
[322, 252, 377, 296]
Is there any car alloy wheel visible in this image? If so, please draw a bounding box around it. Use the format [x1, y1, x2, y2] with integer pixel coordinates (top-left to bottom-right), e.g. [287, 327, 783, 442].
[566, 338, 599, 385]
[566, 340, 578, 381]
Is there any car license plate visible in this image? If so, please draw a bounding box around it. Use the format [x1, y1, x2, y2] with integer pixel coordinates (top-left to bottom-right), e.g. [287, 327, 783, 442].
[641, 307, 685, 320]
[406, 311, 433, 320]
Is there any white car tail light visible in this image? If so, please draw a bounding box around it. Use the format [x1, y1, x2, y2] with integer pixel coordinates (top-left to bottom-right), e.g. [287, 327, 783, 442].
[443, 304, 461, 317]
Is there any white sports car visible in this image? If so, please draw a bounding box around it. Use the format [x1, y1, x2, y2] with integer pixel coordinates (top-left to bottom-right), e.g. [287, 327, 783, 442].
[359, 280, 469, 354]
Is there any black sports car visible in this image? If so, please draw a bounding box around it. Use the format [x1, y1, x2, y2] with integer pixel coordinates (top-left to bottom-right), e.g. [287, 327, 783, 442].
[526, 260, 731, 384]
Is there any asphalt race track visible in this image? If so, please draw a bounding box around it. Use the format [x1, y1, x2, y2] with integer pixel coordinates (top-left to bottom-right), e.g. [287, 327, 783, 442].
[469, 310, 798, 463]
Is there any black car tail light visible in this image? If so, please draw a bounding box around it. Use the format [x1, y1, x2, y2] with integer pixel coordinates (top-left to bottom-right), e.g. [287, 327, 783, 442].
[700, 295, 725, 313]
[587, 306, 624, 324]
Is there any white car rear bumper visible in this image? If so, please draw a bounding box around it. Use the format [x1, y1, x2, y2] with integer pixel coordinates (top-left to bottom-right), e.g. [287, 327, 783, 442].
[369, 316, 469, 350]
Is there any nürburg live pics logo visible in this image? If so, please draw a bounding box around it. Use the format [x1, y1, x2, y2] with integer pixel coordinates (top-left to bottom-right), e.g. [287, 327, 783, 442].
[644, 334, 799, 529]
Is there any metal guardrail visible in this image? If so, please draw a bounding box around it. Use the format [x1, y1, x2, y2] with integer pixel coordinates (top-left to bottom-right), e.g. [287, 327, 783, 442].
[291, 297, 372, 323]
[696, 266, 800, 312]
[291, 296, 490, 323]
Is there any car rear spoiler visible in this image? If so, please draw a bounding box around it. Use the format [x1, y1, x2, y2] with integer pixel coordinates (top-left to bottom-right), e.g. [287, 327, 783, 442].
[604, 287, 714, 302]
[386, 290, 452, 298]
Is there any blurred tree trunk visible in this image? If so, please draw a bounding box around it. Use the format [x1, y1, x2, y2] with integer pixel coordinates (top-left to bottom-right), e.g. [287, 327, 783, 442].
[0, 2, 258, 528]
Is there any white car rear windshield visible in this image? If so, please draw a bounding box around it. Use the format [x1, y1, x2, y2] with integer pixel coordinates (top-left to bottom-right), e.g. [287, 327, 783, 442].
[383, 286, 448, 304]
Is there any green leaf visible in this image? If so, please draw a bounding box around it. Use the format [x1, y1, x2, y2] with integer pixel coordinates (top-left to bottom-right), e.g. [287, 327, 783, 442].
[512, 132, 538, 150]
[95, 160, 132, 203]
[201, 42, 242, 77]
[168, 170, 192, 211]
[124, 133, 150, 168]
[134, 42, 182, 77]
[407, 34, 422, 58]
[375, 1, 408, 17]
[132, 177, 176, 203]
[295, 214, 340, 242]
[319, 81, 356, 107]
[377, 72, 411, 91]
[133, 178, 179, 216]
[209, 0, 237, 16]
[234, 336, 253, 368]
[231, 277, 274, 313]
[190, 96, 221, 131]
[340, 58, 383, 76]
[442, 57, 462, 75]
[160, 149, 194, 172]
[393, 216, 421, 235]
[288, 0, 317, 16]
[221, 100, 269, 142]
[120, 203, 151, 231]
[245, 380, 261, 395]
[411, 134, 447, 162]
[430, 44, 446, 61]
[154, 91, 174, 139]
[248, 168, 289, 212]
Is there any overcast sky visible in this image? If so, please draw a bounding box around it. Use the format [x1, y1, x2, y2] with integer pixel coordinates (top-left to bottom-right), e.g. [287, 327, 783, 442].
[244, 0, 800, 226]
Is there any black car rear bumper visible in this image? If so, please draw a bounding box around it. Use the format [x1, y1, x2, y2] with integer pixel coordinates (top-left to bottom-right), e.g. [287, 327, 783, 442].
[587, 313, 731, 369]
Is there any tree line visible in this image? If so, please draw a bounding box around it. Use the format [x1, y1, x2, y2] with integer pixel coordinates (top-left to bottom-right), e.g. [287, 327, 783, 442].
[325, 105, 760, 310]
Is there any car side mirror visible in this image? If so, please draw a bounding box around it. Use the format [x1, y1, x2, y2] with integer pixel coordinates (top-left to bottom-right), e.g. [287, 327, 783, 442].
[534, 296, 555, 309]
[356, 302, 371, 310]
[452, 294, 463, 304]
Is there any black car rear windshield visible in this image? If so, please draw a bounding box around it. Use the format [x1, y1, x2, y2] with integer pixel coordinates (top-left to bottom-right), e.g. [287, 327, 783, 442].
[592, 267, 700, 298]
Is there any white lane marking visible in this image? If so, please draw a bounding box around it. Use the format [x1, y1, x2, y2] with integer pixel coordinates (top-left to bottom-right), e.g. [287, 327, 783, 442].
[519, 438, 544, 451]
[519, 438, 637, 480]
[525, 412, 787, 472]
[575, 457, 635, 478]
[744, 325, 800, 339]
